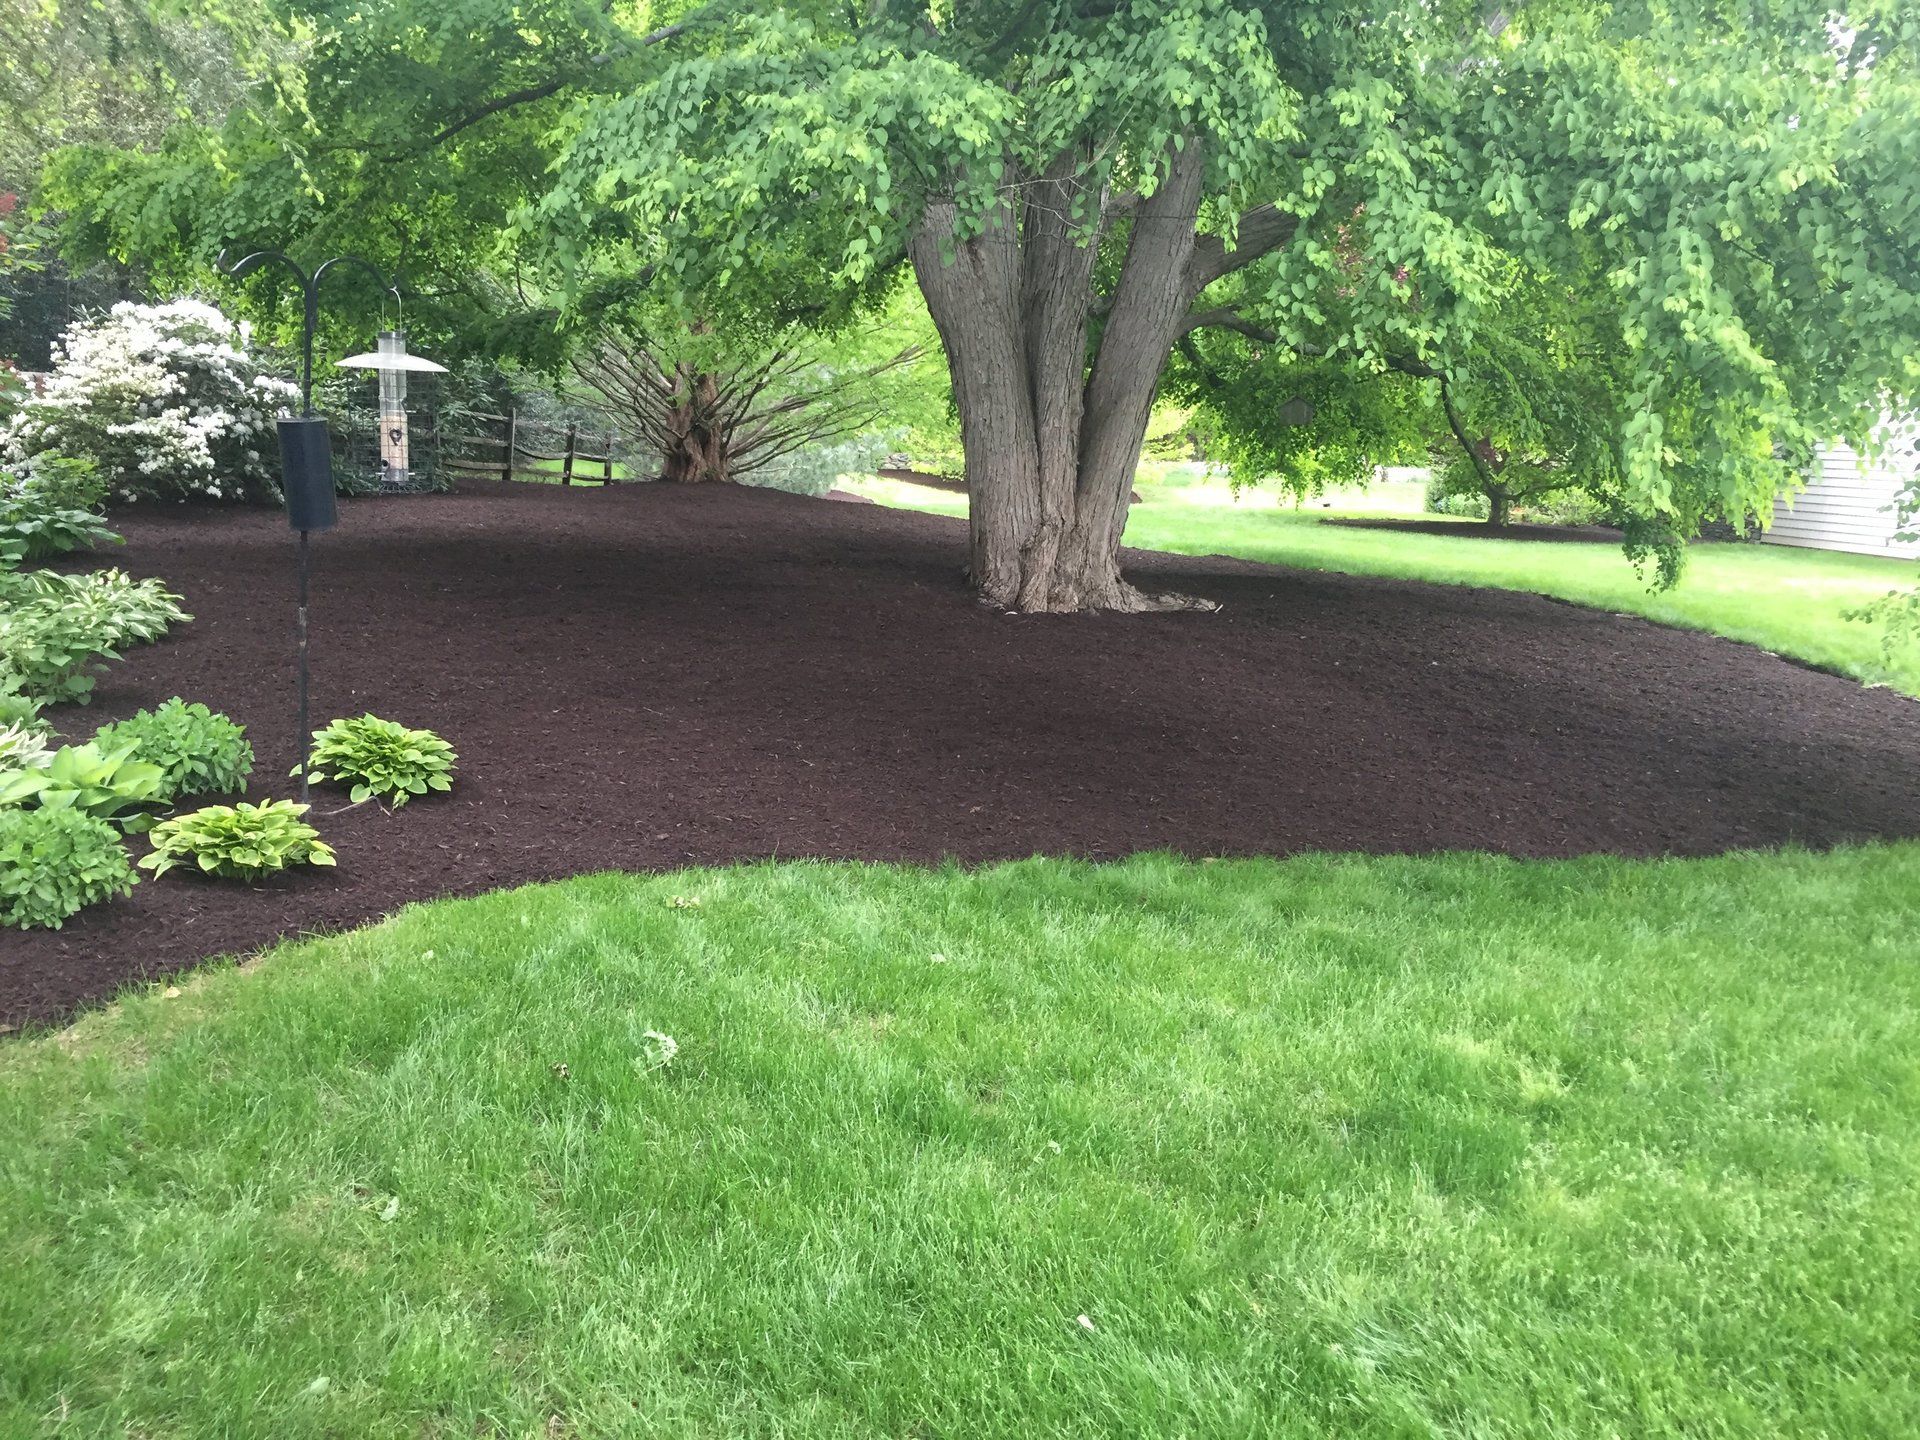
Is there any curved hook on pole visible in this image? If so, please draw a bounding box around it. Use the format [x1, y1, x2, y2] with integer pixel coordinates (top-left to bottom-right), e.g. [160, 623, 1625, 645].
[216, 247, 313, 289]
[313, 253, 394, 295]
[214, 247, 399, 414]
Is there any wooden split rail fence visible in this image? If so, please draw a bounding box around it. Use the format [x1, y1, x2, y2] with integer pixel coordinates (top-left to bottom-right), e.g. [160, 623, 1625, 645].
[442, 410, 627, 486]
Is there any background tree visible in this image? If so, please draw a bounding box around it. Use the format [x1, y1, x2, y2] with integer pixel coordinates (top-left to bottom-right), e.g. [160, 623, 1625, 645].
[570, 290, 938, 485]
[0, 0, 256, 191]
[0, 0, 251, 364]
[36, 0, 946, 483]
[1174, 266, 1635, 530]
[1418, 274, 1633, 529]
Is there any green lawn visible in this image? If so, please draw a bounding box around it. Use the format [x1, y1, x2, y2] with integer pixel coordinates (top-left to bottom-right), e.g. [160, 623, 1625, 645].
[515, 454, 637, 483]
[6, 850, 1920, 1435]
[844, 470, 1920, 696]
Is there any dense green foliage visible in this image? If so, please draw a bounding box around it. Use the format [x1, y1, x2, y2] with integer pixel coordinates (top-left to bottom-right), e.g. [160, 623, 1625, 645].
[530, 0, 1918, 549]
[0, 674, 47, 732]
[94, 699, 254, 803]
[0, 584, 122, 704]
[0, 567, 188, 704]
[0, 740, 166, 832]
[304, 715, 456, 808]
[141, 799, 335, 880]
[0, 456, 115, 567]
[0, 0, 246, 192]
[4, 849, 1918, 1429]
[0, 804, 135, 929]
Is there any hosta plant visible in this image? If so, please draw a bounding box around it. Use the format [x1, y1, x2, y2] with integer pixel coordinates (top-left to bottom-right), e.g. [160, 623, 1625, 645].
[0, 741, 166, 832]
[141, 800, 336, 880]
[0, 671, 46, 730]
[94, 699, 252, 802]
[0, 719, 53, 771]
[0, 502, 117, 567]
[0, 806, 136, 929]
[17, 568, 190, 648]
[0, 599, 120, 703]
[0, 569, 188, 704]
[8, 452, 108, 511]
[304, 715, 456, 808]
[0, 460, 119, 566]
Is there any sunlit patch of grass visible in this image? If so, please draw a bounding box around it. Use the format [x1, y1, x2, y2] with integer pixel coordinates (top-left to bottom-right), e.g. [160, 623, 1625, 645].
[846, 472, 1920, 695]
[4, 849, 1919, 1435]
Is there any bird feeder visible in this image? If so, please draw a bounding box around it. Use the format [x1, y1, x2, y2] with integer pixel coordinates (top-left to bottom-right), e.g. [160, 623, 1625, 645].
[336, 330, 447, 490]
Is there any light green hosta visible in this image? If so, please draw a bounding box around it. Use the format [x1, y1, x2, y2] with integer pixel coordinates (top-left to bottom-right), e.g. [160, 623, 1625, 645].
[141, 800, 336, 880]
[304, 715, 456, 809]
[0, 741, 166, 832]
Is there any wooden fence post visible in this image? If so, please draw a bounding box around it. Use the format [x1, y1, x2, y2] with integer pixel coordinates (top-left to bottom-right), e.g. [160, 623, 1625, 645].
[562, 423, 577, 486]
[502, 409, 518, 483]
[603, 431, 615, 484]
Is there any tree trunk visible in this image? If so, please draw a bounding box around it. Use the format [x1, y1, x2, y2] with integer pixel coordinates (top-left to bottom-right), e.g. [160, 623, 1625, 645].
[1487, 486, 1513, 527]
[911, 140, 1226, 613]
[657, 369, 732, 483]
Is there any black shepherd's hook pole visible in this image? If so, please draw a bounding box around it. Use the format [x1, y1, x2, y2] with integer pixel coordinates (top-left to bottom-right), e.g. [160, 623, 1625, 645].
[215, 247, 398, 804]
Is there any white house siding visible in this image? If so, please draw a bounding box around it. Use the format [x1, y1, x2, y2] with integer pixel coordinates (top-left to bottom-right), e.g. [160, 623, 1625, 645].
[1765, 438, 1920, 558]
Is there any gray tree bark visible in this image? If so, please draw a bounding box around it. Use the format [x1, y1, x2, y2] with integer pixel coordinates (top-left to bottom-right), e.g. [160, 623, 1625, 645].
[911, 138, 1292, 613]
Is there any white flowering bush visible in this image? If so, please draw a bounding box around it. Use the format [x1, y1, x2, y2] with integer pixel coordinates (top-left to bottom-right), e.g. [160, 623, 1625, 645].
[2, 299, 298, 503]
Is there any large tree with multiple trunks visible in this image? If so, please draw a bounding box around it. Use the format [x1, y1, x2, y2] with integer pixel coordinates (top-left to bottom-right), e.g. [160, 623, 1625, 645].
[530, 0, 1919, 610]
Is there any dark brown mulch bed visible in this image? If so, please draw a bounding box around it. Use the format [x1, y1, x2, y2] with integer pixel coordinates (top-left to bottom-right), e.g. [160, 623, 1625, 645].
[8, 479, 1919, 1028]
[1326, 517, 1628, 544]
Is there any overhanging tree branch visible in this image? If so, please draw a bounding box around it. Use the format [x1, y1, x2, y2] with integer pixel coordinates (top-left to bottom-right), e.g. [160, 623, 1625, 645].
[420, 18, 700, 150]
[1179, 309, 1445, 384]
[1437, 371, 1500, 493]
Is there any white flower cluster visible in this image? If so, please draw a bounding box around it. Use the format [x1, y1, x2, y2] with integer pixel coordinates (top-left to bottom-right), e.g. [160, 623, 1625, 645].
[1, 299, 299, 504]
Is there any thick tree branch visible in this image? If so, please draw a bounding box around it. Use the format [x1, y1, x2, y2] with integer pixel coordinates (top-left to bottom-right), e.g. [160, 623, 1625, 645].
[1179, 307, 1279, 343]
[1186, 204, 1300, 293]
[1437, 372, 1501, 490]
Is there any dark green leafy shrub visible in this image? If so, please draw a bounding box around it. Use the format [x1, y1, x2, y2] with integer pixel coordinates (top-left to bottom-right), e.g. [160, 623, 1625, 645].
[0, 503, 118, 566]
[93, 699, 253, 802]
[1520, 489, 1608, 527]
[141, 800, 336, 880]
[305, 715, 456, 808]
[0, 806, 136, 929]
[0, 741, 167, 831]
